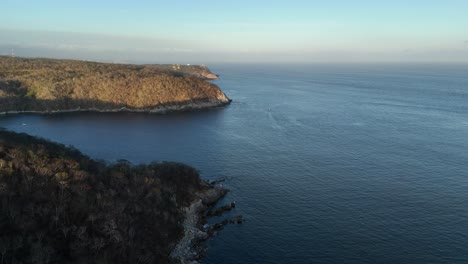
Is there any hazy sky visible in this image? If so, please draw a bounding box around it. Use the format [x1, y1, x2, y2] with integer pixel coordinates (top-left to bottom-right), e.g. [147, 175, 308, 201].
[1, 0, 468, 63]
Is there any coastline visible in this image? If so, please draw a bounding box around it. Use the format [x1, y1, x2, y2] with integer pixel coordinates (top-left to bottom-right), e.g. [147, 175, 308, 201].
[0, 130, 231, 263]
[171, 184, 229, 264]
[0, 98, 231, 116]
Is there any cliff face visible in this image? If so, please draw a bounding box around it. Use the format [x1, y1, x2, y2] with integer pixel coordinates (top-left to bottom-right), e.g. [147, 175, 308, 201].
[0, 57, 230, 113]
[0, 129, 218, 263]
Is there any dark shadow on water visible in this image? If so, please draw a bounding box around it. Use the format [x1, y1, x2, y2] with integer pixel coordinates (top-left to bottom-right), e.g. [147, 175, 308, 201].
[0, 96, 230, 114]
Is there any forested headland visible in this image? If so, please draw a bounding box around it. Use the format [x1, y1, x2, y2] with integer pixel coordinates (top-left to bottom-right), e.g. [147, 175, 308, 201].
[0, 57, 230, 113]
[0, 129, 224, 263]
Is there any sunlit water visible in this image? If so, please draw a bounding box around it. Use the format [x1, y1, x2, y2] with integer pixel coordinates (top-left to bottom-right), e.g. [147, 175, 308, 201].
[1, 64, 468, 264]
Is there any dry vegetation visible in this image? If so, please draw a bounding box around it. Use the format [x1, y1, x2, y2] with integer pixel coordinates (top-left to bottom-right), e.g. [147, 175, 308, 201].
[0, 57, 229, 113]
[145, 64, 219, 80]
[0, 129, 212, 263]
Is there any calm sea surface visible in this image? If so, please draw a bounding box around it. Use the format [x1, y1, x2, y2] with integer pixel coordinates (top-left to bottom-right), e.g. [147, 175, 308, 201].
[1, 64, 468, 263]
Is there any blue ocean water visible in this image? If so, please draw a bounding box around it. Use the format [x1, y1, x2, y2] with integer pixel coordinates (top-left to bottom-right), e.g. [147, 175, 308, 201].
[1, 64, 468, 263]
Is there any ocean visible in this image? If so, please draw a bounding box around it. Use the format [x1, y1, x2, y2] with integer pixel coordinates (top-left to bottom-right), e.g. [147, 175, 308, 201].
[1, 63, 468, 263]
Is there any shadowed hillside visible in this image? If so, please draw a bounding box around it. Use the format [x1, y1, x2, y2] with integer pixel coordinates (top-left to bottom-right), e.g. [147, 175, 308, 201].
[0, 129, 218, 263]
[0, 57, 230, 113]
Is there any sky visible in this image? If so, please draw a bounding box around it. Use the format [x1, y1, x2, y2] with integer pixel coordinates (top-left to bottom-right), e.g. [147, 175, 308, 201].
[1, 0, 468, 63]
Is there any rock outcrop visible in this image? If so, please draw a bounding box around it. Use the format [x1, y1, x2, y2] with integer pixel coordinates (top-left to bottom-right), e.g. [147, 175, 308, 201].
[170, 183, 244, 264]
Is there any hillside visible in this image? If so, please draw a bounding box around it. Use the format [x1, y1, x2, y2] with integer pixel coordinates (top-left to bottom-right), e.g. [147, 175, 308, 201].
[145, 64, 219, 80]
[0, 57, 230, 113]
[0, 129, 225, 263]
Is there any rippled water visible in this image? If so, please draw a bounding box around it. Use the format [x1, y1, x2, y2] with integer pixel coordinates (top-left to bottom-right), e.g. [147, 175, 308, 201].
[1, 64, 468, 263]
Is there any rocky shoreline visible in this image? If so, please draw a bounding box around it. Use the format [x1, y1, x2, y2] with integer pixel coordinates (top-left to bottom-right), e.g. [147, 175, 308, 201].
[0, 98, 231, 115]
[171, 181, 243, 264]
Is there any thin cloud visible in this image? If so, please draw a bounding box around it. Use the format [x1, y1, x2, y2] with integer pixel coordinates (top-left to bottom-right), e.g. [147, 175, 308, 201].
[0, 28, 199, 53]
